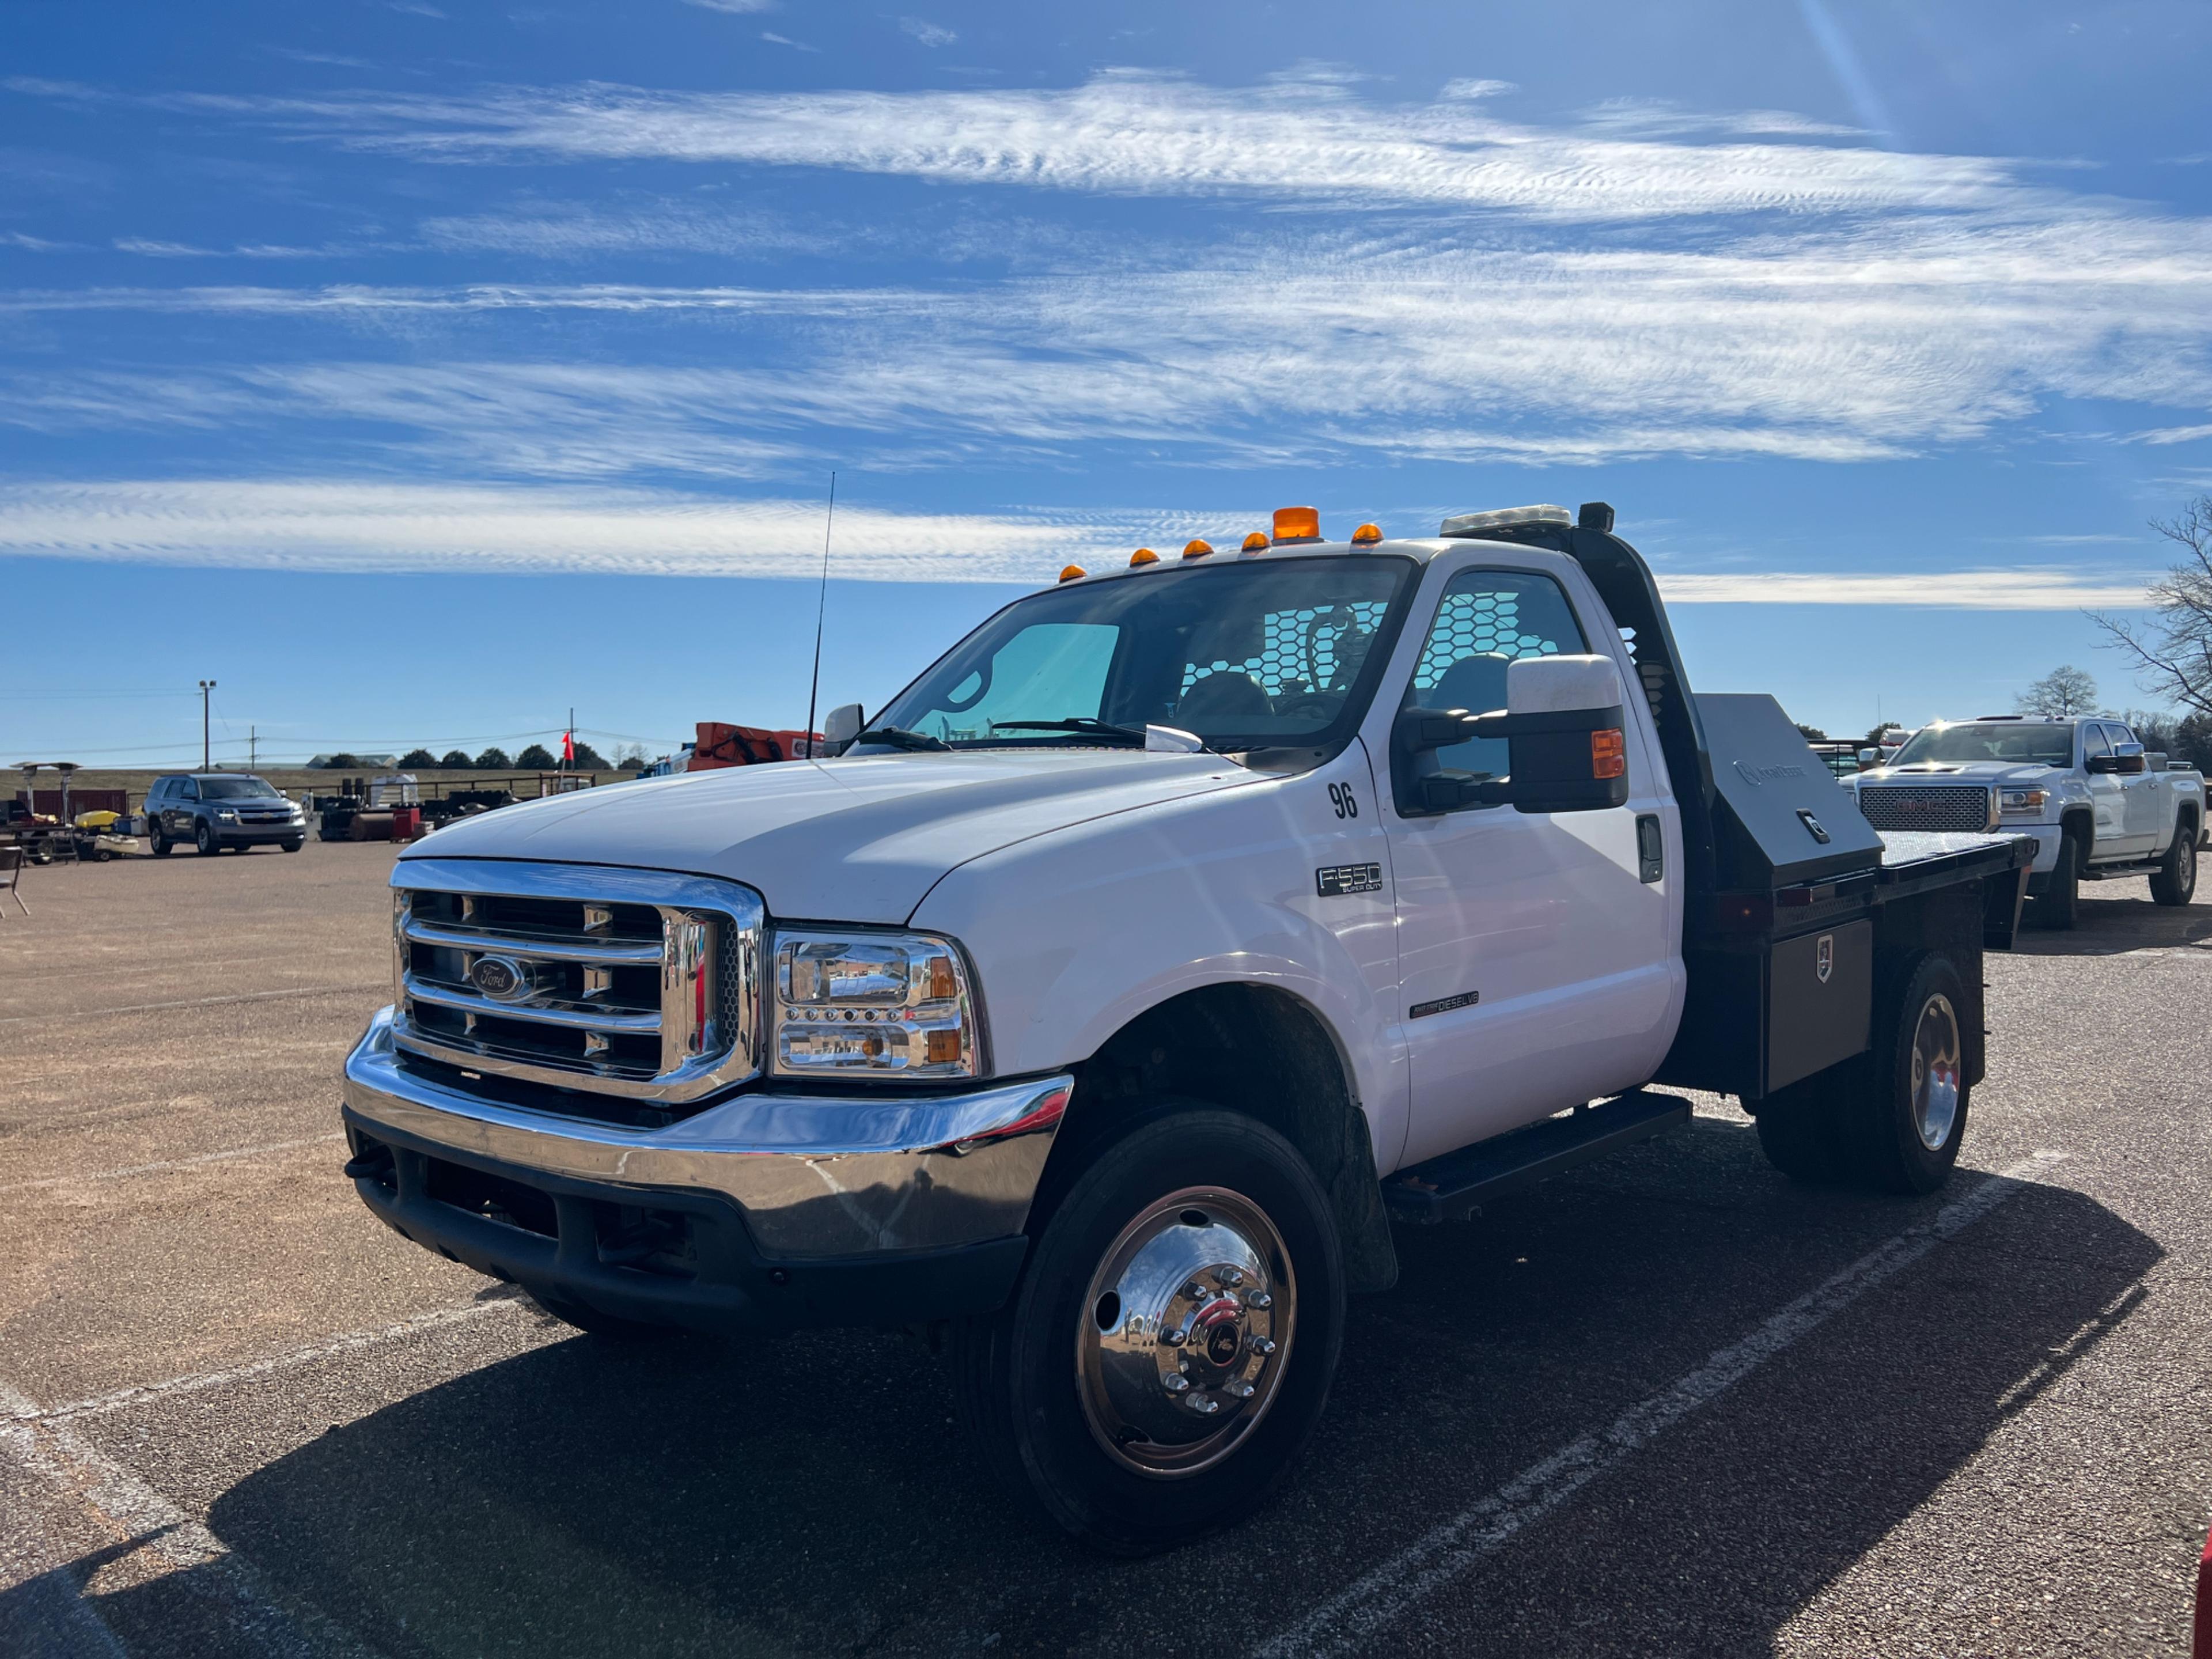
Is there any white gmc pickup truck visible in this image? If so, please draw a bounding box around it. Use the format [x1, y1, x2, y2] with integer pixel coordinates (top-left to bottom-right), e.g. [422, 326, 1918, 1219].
[342, 503, 2031, 1552]
[1843, 716, 2203, 929]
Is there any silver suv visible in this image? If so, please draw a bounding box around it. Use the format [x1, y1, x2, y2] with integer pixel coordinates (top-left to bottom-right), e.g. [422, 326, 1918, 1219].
[147, 773, 307, 856]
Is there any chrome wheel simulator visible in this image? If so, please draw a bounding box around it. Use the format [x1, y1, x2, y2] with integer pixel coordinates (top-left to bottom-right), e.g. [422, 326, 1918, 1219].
[1075, 1187, 1294, 1478]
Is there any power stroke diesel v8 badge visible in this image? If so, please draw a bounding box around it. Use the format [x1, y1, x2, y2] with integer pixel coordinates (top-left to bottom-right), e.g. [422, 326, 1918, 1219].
[1315, 863, 1383, 897]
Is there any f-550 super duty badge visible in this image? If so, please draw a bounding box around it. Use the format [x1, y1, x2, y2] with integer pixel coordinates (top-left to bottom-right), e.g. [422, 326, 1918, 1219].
[1316, 862, 1383, 897]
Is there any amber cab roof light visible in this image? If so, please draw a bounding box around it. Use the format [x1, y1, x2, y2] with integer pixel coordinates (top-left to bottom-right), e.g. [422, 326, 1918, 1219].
[1240, 531, 1269, 552]
[1181, 538, 1214, 560]
[1351, 522, 1384, 545]
[1058, 564, 1086, 583]
[1271, 506, 1321, 544]
[1130, 548, 1160, 567]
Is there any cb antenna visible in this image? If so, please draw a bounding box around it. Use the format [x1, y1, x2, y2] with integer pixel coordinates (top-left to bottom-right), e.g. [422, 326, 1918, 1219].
[803, 471, 838, 757]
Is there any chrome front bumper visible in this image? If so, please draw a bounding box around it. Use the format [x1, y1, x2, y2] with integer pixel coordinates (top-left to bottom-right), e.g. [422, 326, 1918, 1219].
[343, 1006, 1070, 1259]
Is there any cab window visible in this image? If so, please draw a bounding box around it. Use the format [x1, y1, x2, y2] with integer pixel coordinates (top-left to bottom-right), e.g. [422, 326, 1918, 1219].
[1404, 569, 1589, 780]
[2084, 725, 2112, 761]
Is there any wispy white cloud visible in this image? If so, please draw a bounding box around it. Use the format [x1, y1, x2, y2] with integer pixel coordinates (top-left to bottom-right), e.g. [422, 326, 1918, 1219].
[899, 17, 956, 47]
[111, 236, 328, 258]
[759, 31, 817, 52]
[11, 199, 2212, 471]
[0, 480, 1096, 581]
[0, 480, 2153, 609]
[10, 75, 2211, 472]
[682, 0, 775, 11]
[137, 72, 2029, 222]
[1653, 569, 2151, 608]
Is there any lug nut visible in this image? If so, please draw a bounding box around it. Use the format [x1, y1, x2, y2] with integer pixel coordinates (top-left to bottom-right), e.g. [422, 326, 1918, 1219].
[1222, 1379, 1256, 1399]
[1162, 1373, 1191, 1393]
[1186, 1393, 1221, 1415]
[1250, 1336, 1277, 1357]
[1214, 1267, 1244, 1287]
[1245, 1291, 1272, 1310]
[1160, 1327, 1185, 1346]
[1183, 1282, 1207, 1300]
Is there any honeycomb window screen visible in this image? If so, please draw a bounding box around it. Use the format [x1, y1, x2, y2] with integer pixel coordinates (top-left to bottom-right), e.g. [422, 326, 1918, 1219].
[1411, 573, 1588, 694]
[1181, 601, 1391, 698]
[1406, 570, 1592, 781]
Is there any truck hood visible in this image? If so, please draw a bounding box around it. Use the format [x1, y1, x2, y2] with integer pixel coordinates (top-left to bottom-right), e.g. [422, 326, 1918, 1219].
[401, 751, 1261, 923]
[1852, 762, 2057, 788]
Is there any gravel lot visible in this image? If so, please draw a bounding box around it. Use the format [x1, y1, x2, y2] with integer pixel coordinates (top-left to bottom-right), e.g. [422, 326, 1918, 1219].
[3, 838, 2209, 1657]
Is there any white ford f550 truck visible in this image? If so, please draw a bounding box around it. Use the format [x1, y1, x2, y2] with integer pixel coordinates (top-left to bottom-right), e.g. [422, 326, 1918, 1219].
[1842, 715, 2202, 929]
[342, 502, 2031, 1552]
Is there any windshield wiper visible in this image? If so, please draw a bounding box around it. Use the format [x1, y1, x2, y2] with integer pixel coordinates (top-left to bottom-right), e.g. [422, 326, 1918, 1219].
[988, 718, 1149, 747]
[853, 725, 951, 752]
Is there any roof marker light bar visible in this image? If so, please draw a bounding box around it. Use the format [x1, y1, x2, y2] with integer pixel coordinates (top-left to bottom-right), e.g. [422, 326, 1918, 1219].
[1438, 504, 1573, 538]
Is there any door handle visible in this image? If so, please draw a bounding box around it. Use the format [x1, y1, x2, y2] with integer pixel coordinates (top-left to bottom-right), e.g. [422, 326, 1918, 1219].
[1635, 813, 1664, 883]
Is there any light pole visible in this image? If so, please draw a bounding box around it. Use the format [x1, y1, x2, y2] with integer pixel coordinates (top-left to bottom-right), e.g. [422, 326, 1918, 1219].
[199, 680, 217, 770]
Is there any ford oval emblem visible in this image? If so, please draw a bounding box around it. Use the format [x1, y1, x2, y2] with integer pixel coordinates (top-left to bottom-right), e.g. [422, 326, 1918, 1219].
[470, 955, 530, 1001]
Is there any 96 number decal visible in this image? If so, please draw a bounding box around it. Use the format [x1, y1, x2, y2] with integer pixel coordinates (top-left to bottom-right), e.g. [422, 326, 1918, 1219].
[1327, 781, 1359, 820]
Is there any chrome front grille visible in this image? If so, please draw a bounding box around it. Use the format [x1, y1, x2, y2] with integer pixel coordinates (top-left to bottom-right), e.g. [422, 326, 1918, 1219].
[389, 859, 762, 1107]
[1856, 784, 1995, 834]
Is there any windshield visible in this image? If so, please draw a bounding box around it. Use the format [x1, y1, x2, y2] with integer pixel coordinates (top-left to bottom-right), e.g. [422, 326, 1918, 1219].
[1888, 724, 2074, 767]
[198, 775, 282, 800]
[870, 556, 1417, 753]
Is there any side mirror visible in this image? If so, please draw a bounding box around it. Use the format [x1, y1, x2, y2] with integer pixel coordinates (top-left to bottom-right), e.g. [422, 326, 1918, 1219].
[819, 703, 863, 756]
[2113, 740, 2147, 775]
[1858, 747, 1881, 766]
[1392, 654, 1630, 816]
[2086, 752, 2122, 775]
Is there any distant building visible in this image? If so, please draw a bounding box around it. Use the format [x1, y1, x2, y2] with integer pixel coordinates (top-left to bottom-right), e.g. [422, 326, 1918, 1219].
[305, 753, 400, 769]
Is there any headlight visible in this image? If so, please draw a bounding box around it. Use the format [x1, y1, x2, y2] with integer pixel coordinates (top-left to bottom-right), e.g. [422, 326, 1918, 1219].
[216, 808, 238, 821]
[771, 929, 980, 1078]
[2000, 789, 2048, 814]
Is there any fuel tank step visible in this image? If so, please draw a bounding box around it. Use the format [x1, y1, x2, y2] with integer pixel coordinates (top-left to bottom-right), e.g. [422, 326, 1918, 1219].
[1382, 1089, 1694, 1224]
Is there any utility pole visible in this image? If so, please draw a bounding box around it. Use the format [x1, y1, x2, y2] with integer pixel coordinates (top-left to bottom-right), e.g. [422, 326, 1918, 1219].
[249, 726, 257, 771]
[199, 680, 217, 770]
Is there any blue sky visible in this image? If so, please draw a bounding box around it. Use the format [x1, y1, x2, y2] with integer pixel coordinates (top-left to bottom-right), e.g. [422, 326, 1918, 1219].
[5, 0, 2211, 766]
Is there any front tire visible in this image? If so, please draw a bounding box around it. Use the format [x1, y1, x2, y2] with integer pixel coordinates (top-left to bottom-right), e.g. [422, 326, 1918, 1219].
[279, 838, 304, 853]
[2031, 831, 2079, 929]
[2150, 823, 2198, 907]
[194, 823, 218, 856]
[150, 825, 172, 856]
[951, 1107, 1345, 1555]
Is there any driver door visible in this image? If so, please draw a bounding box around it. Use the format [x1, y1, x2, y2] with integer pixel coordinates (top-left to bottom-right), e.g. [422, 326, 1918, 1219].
[2082, 724, 2124, 862]
[1380, 559, 1678, 1166]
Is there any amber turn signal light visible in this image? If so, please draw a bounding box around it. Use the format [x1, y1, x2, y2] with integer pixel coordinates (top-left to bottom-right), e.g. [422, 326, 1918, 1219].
[1182, 539, 1214, 559]
[1130, 548, 1159, 566]
[1592, 728, 1627, 780]
[1058, 564, 1086, 583]
[1351, 522, 1384, 545]
[1271, 506, 1321, 543]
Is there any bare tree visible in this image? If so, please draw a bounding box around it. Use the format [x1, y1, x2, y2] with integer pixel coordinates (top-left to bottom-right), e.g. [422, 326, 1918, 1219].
[2093, 495, 2212, 717]
[2016, 665, 2099, 717]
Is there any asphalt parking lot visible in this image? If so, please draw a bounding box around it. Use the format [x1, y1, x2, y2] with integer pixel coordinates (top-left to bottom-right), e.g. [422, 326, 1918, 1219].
[3, 838, 2210, 1657]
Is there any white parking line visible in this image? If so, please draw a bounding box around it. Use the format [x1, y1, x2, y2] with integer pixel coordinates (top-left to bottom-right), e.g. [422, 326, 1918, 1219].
[0, 1134, 347, 1195]
[5, 1294, 533, 1429]
[0, 1376, 351, 1658]
[0, 984, 385, 1026]
[1256, 1152, 2066, 1658]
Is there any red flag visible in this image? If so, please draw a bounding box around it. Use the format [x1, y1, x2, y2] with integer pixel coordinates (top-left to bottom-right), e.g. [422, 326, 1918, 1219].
[561, 730, 575, 763]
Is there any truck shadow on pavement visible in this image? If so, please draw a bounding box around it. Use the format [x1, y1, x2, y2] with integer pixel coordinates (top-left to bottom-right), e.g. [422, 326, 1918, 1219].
[48, 1119, 2165, 1658]
[2011, 893, 2212, 957]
